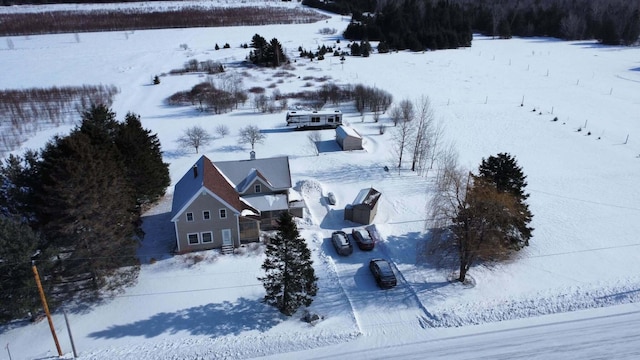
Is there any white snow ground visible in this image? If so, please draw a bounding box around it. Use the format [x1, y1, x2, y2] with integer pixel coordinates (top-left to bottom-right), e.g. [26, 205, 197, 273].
[1, 1, 640, 359]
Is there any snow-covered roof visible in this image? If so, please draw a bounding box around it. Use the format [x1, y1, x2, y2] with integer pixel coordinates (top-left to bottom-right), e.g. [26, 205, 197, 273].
[170, 155, 259, 221]
[336, 125, 362, 140]
[352, 188, 381, 209]
[241, 194, 289, 212]
[215, 156, 291, 191]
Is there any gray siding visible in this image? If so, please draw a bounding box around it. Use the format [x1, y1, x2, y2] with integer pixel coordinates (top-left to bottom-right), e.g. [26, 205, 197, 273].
[175, 191, 241, 252]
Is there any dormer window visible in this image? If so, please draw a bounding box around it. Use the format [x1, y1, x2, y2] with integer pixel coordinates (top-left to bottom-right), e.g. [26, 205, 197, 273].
[254, 184, 261, 193]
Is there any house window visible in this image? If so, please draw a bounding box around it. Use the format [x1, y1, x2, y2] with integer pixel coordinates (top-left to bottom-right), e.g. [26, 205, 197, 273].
[254, 184, 261, 193]
[201, 232, 213, 243]
[187, 233, 199, 245]
[186, 212, 194, 222]
[219, 209, 227, 219]
[203, 211, 210, 220]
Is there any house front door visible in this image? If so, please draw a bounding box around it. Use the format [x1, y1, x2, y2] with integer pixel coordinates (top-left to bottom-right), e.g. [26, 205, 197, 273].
[222, 229, 232, 246]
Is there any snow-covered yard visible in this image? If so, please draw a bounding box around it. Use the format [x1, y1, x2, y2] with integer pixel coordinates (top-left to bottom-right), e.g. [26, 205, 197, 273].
[1, 1, 640, 358]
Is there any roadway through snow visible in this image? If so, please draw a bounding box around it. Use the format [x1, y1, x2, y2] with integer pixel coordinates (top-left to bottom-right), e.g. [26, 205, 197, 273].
[266, 304, 640, 360]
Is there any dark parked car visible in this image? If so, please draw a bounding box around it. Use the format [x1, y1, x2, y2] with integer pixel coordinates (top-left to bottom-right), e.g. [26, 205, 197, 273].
[352, 228, 374, 250]
[331, 231, 353, 256]
[369, 258, 397, 289]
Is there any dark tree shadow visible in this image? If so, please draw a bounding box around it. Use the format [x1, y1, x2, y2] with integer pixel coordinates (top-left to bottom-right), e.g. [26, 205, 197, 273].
[88, 297, 282, 339]
[138, 211, 176, 263]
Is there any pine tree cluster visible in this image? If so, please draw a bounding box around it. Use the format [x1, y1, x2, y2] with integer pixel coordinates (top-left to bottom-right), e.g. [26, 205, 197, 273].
[248, 34, 288, 67]
[0, 105, 170, 322]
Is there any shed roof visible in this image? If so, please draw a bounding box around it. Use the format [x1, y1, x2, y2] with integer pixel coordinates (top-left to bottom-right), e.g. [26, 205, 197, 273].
[336, 125, 362, 140]
[352, 188, 381, 209]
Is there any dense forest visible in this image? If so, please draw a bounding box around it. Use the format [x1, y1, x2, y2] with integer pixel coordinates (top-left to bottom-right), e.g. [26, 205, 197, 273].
[304, 0, 640, 48]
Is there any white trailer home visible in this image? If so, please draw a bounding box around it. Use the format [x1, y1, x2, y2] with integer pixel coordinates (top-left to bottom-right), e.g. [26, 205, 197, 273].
[286, 110, 343, 129]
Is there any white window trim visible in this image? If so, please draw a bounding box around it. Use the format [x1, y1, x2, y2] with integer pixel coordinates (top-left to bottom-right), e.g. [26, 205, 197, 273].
[187, 232, 199, 245]
[254, 184, 261, 193]
[186, 212, 194, 222]
[203, 210, 211, 220]
[219, 208, 227, 219]
[201, 231, 213, 243]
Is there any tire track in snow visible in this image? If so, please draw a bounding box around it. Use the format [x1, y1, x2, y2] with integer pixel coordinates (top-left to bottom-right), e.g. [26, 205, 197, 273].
[369, 224, 438, 328]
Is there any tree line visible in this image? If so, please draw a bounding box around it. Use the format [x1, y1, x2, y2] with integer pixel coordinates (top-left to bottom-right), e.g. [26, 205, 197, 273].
[0, 85, 118, 157]
[460, 0, 640, 45]
[305, 0, 639, 48]
[0, 6, 328, 36]
[0, 105, 170, 323]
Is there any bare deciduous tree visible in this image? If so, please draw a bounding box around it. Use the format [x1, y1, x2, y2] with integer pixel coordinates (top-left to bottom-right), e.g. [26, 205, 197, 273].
[177, 125, 213, 153]
[238, 125, 266, 150]
[410, 96, 434, 173]
[215, 124, 230, 137]
[391, 99, 415, 169]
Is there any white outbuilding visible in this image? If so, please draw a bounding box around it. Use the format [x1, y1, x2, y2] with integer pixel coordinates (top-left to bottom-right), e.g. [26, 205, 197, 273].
[335, 125, 363, 151]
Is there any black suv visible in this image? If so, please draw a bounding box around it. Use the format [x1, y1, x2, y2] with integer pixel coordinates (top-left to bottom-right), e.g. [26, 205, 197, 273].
[331, 231, 353, 256]
[369, 258, 397, 289]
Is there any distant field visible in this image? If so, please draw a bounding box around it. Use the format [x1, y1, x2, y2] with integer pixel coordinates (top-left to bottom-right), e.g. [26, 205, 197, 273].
[0, 5, 328, 36]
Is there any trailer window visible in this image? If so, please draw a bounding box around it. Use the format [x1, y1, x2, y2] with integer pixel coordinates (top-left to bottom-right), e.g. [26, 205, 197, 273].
[311, 117, 320, 123]
[328, 117, 334, 123]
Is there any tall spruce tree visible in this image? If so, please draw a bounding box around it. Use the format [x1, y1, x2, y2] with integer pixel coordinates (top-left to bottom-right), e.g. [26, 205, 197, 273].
[259, 212, 318, 316]
[477, 153, 533, 248]
[115, 112, 170, 207]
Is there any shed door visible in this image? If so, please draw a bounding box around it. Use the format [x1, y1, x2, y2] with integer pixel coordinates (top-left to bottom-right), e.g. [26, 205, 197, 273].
[222, 229, 232, 246]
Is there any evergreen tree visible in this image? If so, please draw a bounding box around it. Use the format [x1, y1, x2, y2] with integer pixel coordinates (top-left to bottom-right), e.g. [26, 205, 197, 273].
[0, 216, 41, 322]
[477, 153, 533, 249]
[0, 151, 39, 222]
[259, 212, 318, 316]
[35, 132, 139, 299]
[267, 38, 286, 67]
[115, 112, 170, 207]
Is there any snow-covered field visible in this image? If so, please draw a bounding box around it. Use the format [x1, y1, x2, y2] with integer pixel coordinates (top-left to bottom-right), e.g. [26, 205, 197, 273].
[2, 1, 640, 359]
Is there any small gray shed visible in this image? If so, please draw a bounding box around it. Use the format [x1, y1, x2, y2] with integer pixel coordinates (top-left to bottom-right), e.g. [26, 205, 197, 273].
[344, 188, 381, 225]
[335, 125, 363, 151]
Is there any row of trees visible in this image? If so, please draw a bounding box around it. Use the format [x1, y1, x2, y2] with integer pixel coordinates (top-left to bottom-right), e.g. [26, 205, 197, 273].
[0, 85, 119, 156]
[306, 0, 639, 48]
[0, 105, 170, 322]
[1, 7, 328, 36]
[461, 0, 640, 45]
[177, 124, 266, 154]
[390, 97, 443, 175]
[342, 0, 473, 51]
[428, 152, 533, 282]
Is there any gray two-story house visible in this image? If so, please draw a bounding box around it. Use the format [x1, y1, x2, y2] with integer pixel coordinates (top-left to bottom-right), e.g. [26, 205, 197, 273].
[171, 154, 293, 253]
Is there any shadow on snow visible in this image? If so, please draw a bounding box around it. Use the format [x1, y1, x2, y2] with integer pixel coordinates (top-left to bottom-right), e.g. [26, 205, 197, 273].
[88, 297, 282, 339]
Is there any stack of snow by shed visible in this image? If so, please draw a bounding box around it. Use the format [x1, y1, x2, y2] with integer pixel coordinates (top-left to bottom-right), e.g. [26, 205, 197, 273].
[335, 125, 363, 151]
[344, 187, 381, 225]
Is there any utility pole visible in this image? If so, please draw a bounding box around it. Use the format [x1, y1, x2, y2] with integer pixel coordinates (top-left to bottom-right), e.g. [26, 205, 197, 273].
[32, 262, 63, 357]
